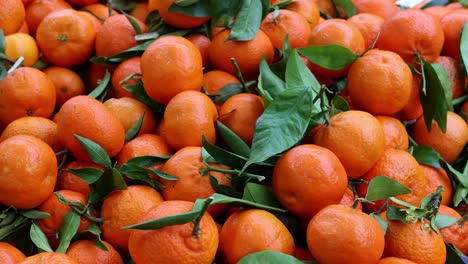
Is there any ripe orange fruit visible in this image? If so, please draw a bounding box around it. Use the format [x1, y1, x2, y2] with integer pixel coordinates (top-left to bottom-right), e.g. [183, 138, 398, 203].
[376, 9, 444, 63]
[347, 49, 412, 115]
[160, 146, 231, 216]
[203, 70, 240, 95]
[0, 0, 25, 36]
[410, 111, 468, 164]
[0, 67, 56, 129]
[25, 0, 72, 36]
[375, 115, 409, 150]
[116, 134, 171, 173]
[66, 0, 98, 6]
[218, 93, 264, 145]
[307, 19, 365, 78]
[4, 32, 39, 66]
[19, 252, 78, 264]
[440, 11, 468, 62]
[339, 187, 362, 210]
[110, 56, 139, 99]
[0, 135, 57, 209]
[358, 149, 427, 212]
[220, 209, 295, 264]
[186, 33, 212, 69]
[141, 36, 203, 105]
[307, 204, 385, 264]
[353, 0, 399, 20]
[80, 3, 117, 33]
[103, 97, 157, 136]
[37, 190, 91, 246]
[438, 205, 468, 255]
[56, 95, 125, 162]
[95, 14, 147, 58]
[381, 214, 446, 264]
[148, 0, 210, 29]
[272, 144, 348, 218]
[101, 185, 164, 254]
[271, 0, 320, 29]
[260, 9, 312, 50]
[66, 239, 123, 264]
[43, 66, 86, 107]
[129, 200, 219, 264]
[129, 2, 149, 23]
[0, 116, 62, 153]
[209, 29, 275, 75]
[435, 56, 465, 99]
[347, 13, 384, 49]
[56, 160, 103, 196]
[86, 62, 115, 91]
[313, 110, 386, 177]
[378, 257, 417, 264]
[0, 242, 26, 263]
[36, 9, 95, 67]
[163, 91, 218, 150]
[420, 164, 452, 206]
[396, 73, 423, 121]
[423, 6, 450, 21]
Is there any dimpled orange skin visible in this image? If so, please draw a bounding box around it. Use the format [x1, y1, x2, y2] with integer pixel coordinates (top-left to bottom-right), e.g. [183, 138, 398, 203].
[378, 257, 417, 264]
[440, 11, 468, 62]
[0, 0, 25, 35]
[376, 9, 444, 63]
[66, 240, 123, 264]
[347, 49, 412, 115]
[0, 242, 26, 264]
[141, 36, 203, 105]
[56, 95, 125, 162]
[0, 135, 57, 209]
[307, 204, 385, 264]
[272, 144, 348, 218]
[313, 110, 386, 177]
[353, 0, 399, 20]
[357, 149, 427, 213]
[347, 13, 384, 49]
[220, 209, 296, 264]
[375, 115, 409, 150]
[163, 91, 218, 151]
[19, 252, 78, 264]
[128, 201, 219, 264]
[148, 0, 210, 29]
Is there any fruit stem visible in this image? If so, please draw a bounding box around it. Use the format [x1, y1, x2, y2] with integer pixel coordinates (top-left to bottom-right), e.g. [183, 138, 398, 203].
[192, 198, 213, 238]
[230, 58, 250, 93]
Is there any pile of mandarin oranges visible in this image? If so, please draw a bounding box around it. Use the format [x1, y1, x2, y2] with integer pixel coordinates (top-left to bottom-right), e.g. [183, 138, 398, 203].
[0, 0, 468, 263]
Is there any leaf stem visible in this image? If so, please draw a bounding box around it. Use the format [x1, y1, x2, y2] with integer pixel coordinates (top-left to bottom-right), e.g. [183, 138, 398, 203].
[192, 198, 213, 238]
[230, 58, 250, 93]
[453, 95, 468, 106]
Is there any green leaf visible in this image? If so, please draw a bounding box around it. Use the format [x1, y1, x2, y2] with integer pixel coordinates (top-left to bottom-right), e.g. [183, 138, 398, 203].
[228, 0, 263, 41]
[209, 176, 243, 198]
[90, 40, 156, 66]
[386, 205, 408, 223]
[123, 80, 165, 115]
[208, 0, 242, 27]
[421, 0, 449, 9]
[85, 223, 108, 251]
[242, 182, 283, 209]
[285, 49, 321, 93]
[119, 169, 159, 189]
[124, 164, 178, 181]
[19, 210, 50, 220]
[460, 22, 468, 77]
[122, 210, 200, 230]
[454, 186, 468, 207]
[209, 83, 243, 103]
[411, 145, 442, 168]
[124, 155, 171, 167]
[202, 136, 248, 170]
[216, 120, 250, 157]
[435, 214, 459, 229]
[125, 112, 145, 143]
[365, 176, 411, 201]
[369, 213, 388, 235]
[420, 62, 450, 133]
[88, 169, 126, 203]
[257, 57, 286, 106]
[331, 0, 356, 18]
[30, 222, 53, 252]
[56, 211, 81, 253]
[330, 95, 350, 116]
[243, 86, 314, 171]
[88, 70, 111, 102]
[299, 45, 358, 70]
[238, 250, 304, 264]
[123, 11, 142, 35]
[73, 134, 112, 167]
[111, 168, 128, 190]
[445, 243, 466, 264]
[440, 161, 468, 188]
[169, 0, 210, 17]
[209, 192, 286, 212]
[0, 29, 5, 53]
[64, 168, 104, 184]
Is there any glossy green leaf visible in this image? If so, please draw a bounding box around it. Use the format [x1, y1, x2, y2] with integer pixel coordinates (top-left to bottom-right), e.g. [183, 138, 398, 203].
[445, 243, 466, 264]
[411, 145, 442, 168]
[88, 70, 111, 102]
[243, 86, 314, 171]
[90, 39, 156, 66]
[125, 164, 179, 181]
[111, 168, 128, 190]
[420, 62, 450, 133]
[209, 176, 243, 198]
[242, 182, 283, 209]
[122, 210, 200, 230]
[119, 169, 158, 189]
[73, 134, 112, 167]
[228, 0, 263, 41]
[365, 176, 411, 201]
[461, 22, 468, 77]
[169, 0, 210, 17]
[435, 214, 459, 229]
[64, 168, 104, 184]
[123, 11, 142, 35]
[124, 155, 171, 167]
[369, 213, 388, 235]
[285, 49, 321, 93]
[0, 29, 5, 53]
[202, 136, 248, 170]
[454, 186, 468, 207]
[330, 95, 350, 116]
[216, 120, 250, 157]
[386, 205, 408, 223]
[125, 112, 145, 143]
[209, 83, 243, 103]
[209, 191, 286, 212]
[85, 223, 108, 251]
[257, 57, 286, 106]
[238, 250, 304, 264]
[420, 186, 443, 211]
[332, 0, 356, 18]
[208, 0, 242, 27]
[19, 210, 50, 220]
[299, 45, 358, 70]
[88, 169, 124, 204]
[30, 222, 53, 252]
[123, 80, 165, 115]
[56, 211, 81, 253]
[440, 161, 468, 188]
